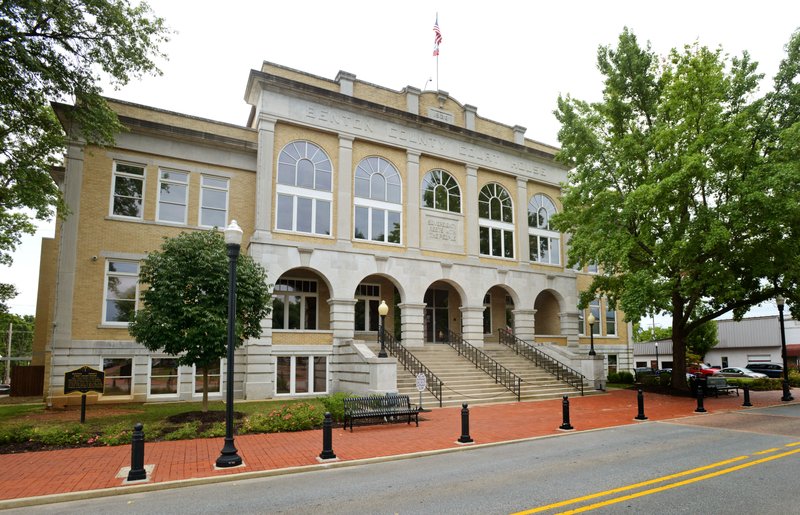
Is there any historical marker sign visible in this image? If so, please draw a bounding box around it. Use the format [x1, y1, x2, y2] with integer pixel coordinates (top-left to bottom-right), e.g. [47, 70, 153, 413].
[64, 366, 105, 394]
[416, 372, 427, 392]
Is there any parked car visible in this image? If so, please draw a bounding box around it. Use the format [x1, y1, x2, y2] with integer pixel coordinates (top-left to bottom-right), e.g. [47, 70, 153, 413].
[716, 367, 767, 379]
[687, 363, 717, 376]
[0, 384, 9, 395]
[745, 363, 784, 378]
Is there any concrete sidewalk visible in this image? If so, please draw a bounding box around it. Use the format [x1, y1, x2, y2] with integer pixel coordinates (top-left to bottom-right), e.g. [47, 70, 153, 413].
[0, 388, 790, 508]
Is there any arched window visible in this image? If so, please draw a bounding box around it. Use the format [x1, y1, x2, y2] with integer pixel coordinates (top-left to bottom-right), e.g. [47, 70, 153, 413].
[421, 169, 461, 213]
[478, 183, 514, 258]
[528, 194, 560, 265]
[354, 157, 402, 244]
[275, 141, 333, 235]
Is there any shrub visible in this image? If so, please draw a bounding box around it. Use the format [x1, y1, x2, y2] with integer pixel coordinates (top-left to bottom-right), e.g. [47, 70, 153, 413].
[0, 425, 34, 444]
[618, 371, 634, 384]
[242, 402, 324, 434]
[790, 369, 800, 387]
[607, 372, 620, 383]
[31, 424, 91, 447]
[321, 392, 349, 422]
[163, 421, 201, 441]
[199, 422, 226, 438]
[96, 421, 134, 446]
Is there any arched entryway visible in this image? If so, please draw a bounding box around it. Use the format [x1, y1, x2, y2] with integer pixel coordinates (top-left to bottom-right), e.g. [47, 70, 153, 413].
[353, 274, 402, 342]
[482, 285, 516, 343]
[423, 281, 463, 343]
[534, 290, 561, 336]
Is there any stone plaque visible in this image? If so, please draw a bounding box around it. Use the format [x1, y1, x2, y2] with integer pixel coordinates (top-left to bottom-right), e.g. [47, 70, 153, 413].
[421, 210, 464, 253]
[64, 366, 105, 394]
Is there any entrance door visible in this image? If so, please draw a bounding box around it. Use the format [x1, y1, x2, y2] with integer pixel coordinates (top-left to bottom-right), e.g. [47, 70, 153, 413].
[424, 288, 449, 343]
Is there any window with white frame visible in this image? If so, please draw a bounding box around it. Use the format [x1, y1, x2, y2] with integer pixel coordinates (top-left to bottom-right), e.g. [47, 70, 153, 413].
[421, 169, 461, 213]
[578, 307, 585, 335]
[528, 194, 561, 265]
[149, 357, 180, 396]
[605, 300, 617, 335]
[194, 360, 222, 395]
[608, 354, 618, 374]
[276, 355, 328, 395]
[354, 156, 402, 244]
[111, 162, 145, 218]
[589, 299, 601, 335]
[354, 284, 380, 332]
[272, 278, 318, 330]
[199, 175, 229, 228]
[587, 262, 599, 274]
[103, 260, 139, 324]
[103, 358, 132, 396]
[478, 183, 514, 258]
[276, 141, 333, 235]
[157, 168, 189, 224]
[483, 294, 492, 334]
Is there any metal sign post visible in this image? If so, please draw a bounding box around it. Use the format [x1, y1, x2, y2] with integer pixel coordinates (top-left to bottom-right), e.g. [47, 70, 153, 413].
[416, 372, 430, 412]
[64, 366, 105, 423]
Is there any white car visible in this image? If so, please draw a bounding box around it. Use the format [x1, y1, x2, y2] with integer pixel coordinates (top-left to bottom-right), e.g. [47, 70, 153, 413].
[716, 367, 767, 379]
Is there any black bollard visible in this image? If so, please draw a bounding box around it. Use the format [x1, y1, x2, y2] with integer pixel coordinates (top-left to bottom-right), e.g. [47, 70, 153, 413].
[458, 403, 474, 443]
[695, 389, 707, 413]
[127, 423, 147, 481]
[635, 388, 648, 420]
[742, 385, 752, 407]
[559, 395, 574, 430]
[319, 412, 337, 460]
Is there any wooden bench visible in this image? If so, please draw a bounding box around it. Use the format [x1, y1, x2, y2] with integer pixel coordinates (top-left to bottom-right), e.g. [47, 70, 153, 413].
[343, 394, 419, 431]
[706, 376, 740, 397]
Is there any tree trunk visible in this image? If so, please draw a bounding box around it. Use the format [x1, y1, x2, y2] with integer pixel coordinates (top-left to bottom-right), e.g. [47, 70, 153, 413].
[671, 324, 689, 390]
[202, 367, 209, 412]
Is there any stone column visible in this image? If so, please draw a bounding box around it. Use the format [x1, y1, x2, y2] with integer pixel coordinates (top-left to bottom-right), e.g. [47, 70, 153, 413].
[336, 136, 354, 245]
[254, 115, 276, 241]
[244, 316, 274, 399]
[512, 308, 536, 344]
[406, 151, 421, 250]
[399, 303, 426, 348]
[328, 298, 357, 342]
[459, 306, 486, 348]
[465, 165, 479, 258]
[516, 177, 529, 264]
[561, 310, 581, 349]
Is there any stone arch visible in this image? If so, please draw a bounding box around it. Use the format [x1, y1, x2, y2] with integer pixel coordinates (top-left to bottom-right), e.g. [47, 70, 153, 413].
[353, 273, 404, 342]
[481, 284, 518, 342]
[271, 267, 334, 334]
[534, 289, 563, 336]
[422, 279, 465, 343]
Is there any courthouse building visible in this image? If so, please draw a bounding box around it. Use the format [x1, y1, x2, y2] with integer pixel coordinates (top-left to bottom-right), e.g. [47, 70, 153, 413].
[33, 62, 633, 405]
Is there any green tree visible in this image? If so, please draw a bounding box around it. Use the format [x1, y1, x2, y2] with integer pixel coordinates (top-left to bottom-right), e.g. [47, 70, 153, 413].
[554, 28, 800, 389]
[632, 323, 671, 343]
[686, 320, 718, 363]
[0, 0, 169, 310]
[129, 230, 271, 411]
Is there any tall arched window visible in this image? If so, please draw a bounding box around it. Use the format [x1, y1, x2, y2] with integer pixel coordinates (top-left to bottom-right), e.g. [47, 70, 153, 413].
[478, 183, 514, 258]
[354, 156, 402, 244]
[275, 141, 333, 235]
[421, 169, 461, 213]
[528, 194, 560, 265]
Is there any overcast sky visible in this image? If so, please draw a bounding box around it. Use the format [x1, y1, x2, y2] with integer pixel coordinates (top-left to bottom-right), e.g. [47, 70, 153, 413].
[2, 0, 798, 320]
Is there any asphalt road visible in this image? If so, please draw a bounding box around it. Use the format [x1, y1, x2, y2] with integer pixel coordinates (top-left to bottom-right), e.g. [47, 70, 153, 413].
[9, 404, 800, 514]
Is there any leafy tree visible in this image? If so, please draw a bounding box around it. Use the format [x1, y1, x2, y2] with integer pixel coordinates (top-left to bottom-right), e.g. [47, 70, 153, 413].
[632, 323, 671, 343]
[0, 313, 34, 380]
[554, 28, 800, 389]
[129, 230, 271, 411]
[687, 321, 718, 362]
[0, 0, 169, 310]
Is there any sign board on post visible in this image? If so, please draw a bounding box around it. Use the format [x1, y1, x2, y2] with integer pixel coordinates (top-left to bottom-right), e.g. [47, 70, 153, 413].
[64, 366, 104, 424]
[416, 373, 430, 412]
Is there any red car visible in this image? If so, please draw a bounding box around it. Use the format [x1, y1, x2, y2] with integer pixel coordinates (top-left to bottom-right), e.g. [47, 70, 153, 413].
[687, 363, 717, 376]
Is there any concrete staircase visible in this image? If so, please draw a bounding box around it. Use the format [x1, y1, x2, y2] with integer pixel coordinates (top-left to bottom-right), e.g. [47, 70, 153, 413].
[384, 343, 591, 409]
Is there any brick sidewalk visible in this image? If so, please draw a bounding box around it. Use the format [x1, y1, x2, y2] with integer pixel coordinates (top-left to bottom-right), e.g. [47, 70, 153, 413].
[0, 388, 788, 506]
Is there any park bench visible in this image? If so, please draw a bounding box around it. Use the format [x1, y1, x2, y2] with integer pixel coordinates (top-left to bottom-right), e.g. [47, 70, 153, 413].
[706, 376, 740, 397]
[343, 394, 419, 431]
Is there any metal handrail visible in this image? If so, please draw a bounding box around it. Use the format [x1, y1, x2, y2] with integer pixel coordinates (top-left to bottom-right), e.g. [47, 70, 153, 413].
[497, 328, 585, 395]
[383, 331, 444, 407]
[444, 329, 522, 401]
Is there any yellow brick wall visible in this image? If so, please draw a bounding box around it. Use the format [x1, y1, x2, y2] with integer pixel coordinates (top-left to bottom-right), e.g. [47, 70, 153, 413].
[262, 63, 340, 93]
[475, 117, 515, 141]
[272, 332, 333, 345]
[72, 145, 257, 340]
[418, 92, 466, 127]
[353, 82, 406, 111]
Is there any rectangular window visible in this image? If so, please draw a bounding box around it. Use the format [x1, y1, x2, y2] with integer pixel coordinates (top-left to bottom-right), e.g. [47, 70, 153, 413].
[111, 162, 145, 218]
[480, 225, 514, 258]
[149, 357, 179, 396]
[103, 358, 132, 396]
[353, 205, 401, 244]
[577, 307, 585, 336]
[605, 301, 617, 335]
[157, 169, 189, 224]
[355, 284, 380, 332]
[275, 355, 328, 395]
[103, 260, 139, 324]
[589, 299, 601, 335]
[608, 355, 618, 375]
[194, 361, 222, 395]
[200, 175, 229, 228]
[272, 279, 318, 330]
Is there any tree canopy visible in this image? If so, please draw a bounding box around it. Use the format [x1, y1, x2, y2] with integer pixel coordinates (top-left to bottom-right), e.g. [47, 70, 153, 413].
[553, 28, 800, 388]
[0, 0, 169, 311]
[129, 230, 271, 410]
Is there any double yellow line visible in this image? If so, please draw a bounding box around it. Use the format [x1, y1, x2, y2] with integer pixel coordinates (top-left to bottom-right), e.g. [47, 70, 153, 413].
[513, 442, 800, 514]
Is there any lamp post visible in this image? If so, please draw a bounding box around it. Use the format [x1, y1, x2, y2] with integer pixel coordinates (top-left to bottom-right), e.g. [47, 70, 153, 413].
[777, 296, 793, 402]
[216, 220, 243, 468]
[587, 313, 596, 356]
[654, 342, 659, 372]
[378, 300, 389, 358]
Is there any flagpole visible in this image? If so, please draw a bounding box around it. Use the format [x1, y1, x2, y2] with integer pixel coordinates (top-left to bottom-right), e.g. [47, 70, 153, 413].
[433, 13, 442, 92]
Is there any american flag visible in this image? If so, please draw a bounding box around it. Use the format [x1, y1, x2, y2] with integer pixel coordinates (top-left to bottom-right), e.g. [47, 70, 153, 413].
[433, 15, 442, 56]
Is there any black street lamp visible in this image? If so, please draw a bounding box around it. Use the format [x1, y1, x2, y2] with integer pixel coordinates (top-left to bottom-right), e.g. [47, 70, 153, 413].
[216, 220, 243, 468]
[654, 342, 659, 372]
[777, 296, 794, 402]
[378, 300, 389, 358]
[587, 313, 596, 356]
